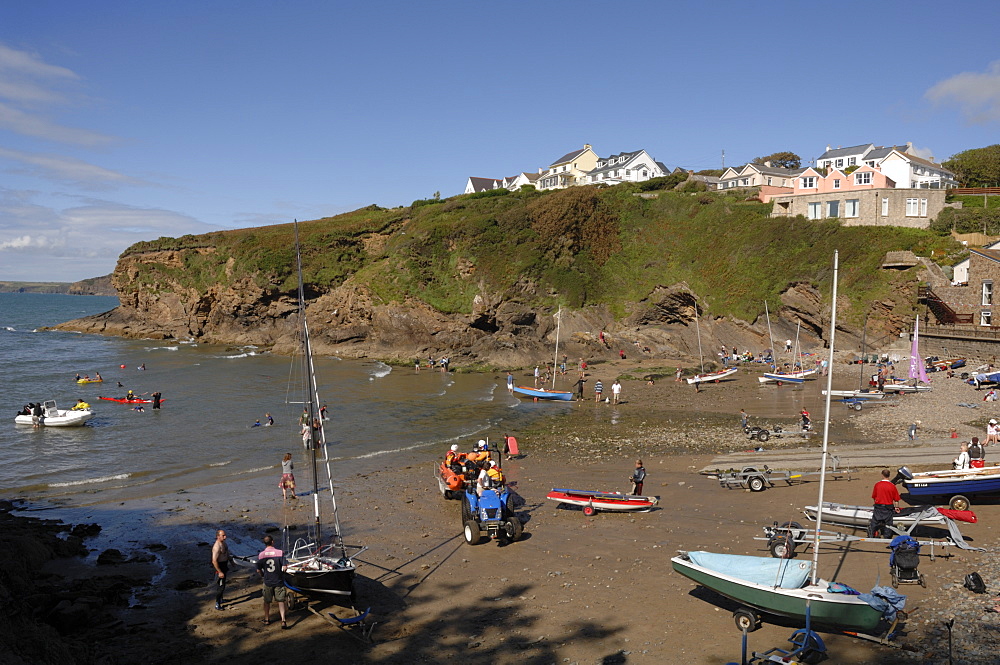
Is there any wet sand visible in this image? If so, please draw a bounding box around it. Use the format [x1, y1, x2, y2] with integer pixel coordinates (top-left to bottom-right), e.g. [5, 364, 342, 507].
[11, 358, 1000, 664]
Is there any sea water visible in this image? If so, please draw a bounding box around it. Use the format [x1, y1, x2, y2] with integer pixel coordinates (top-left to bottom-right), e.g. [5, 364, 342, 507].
[0, 293, 556, 507]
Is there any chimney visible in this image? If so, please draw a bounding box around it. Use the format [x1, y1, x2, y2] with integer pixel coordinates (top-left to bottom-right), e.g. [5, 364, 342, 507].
[584, 144, 591, 149]
[764, 160, 771, 168]
[826, 145, 831, 152]
[538, 167, 543, 174]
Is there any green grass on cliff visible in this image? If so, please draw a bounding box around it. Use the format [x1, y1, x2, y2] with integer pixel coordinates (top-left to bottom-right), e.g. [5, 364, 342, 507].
[117, 188, 963, 325]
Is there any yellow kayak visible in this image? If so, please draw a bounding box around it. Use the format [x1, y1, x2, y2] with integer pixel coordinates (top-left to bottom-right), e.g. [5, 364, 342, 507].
[76, 378, 103, 384]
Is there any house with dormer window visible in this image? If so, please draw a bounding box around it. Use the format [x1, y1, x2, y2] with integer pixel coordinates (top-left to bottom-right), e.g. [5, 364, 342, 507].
[537, 144, 599, 191]
[816, 142, 956, 189]
[584, 150, 671, 185]
[717, 162, 805, 191]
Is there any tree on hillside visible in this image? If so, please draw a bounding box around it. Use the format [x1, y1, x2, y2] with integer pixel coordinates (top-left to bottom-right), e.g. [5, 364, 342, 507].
[695, 169, 724, 177]
[752, 152, 801, 169]
[943, 145, 1000, 187]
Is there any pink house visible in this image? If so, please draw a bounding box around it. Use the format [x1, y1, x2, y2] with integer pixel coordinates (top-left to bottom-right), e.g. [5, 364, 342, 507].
[792, 165, 895, 194]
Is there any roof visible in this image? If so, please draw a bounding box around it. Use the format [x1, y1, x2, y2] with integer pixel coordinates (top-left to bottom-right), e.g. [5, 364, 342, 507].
[466, 177, 502, 192]
[587, 150, 668, 177]
[818, 144, 874, 161]
[882, 251, 920, 268]
[744, 163, 807, 177]
[549, 145, 592, 167]
[971, 248, 1000, 263]
[889, 151, 955, 174]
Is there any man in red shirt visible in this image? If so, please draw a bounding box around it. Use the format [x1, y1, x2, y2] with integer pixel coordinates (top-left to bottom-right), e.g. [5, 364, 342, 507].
[867, 468, 901, 538]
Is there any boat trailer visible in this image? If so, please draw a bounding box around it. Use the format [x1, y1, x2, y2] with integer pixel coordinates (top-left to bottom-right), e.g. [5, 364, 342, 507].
[756, 517, 958, 561]
[713, 455, 854, 492]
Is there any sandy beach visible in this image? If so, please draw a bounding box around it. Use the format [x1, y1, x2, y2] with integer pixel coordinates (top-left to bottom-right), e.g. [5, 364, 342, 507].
[8, 357, 1000, 665]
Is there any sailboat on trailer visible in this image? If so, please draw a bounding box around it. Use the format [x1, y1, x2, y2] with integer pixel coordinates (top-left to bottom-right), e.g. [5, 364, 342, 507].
[282, 221, 367, 606]
[759, 320, 818, 384]
[673, 251, 905, 637]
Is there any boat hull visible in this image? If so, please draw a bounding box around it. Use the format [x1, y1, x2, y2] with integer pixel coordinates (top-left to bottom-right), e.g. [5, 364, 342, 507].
[547, 488, 658, 512]
[285, 564, 356, 607]
[671, 553, 883, 633]
[15, 409, 93, 427]
[803, 502, 946, 528]
[511, 386, 574, 401]
[687, 368, 738, 384]
[901, 466, 1000, 499]
[759, 369, 816, 384]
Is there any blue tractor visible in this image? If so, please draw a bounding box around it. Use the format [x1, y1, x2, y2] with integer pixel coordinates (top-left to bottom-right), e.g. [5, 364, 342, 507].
[462, 487, 522, 545]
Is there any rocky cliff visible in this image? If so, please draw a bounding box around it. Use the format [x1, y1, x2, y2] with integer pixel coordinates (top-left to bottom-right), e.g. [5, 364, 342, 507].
[53, 189, 952, 367]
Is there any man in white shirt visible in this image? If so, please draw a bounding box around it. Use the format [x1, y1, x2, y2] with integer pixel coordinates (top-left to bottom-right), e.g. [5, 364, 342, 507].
[611, 379, 622, 405]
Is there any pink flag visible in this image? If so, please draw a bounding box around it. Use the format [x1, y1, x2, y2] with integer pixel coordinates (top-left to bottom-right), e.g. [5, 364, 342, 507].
[909, 316, 930, 383]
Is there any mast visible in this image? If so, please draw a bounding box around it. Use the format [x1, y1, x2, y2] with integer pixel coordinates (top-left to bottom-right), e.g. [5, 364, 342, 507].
[792, 320, 801, 370]
[694, 307, 705, 375]
[858, 313, 869, 391]
[764, 300, 774, 362]
[551, 306, 561, 390]
[811, 250, 839, 585]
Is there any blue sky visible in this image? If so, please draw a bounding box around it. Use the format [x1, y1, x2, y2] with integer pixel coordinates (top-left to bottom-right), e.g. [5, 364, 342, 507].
[1, 1, 999, 281]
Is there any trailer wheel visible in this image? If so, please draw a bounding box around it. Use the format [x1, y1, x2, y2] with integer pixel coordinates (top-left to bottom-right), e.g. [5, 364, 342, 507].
[852, 402, 862, 411]
[733, 608, 760, 632]
[748, 476, 767, 492]
[463, 520, 482, 545]
[949, 495, 971, 511]
[582, 505, 597, 516]
[756, 430, 770, 442]
[768, 535, 795, 559]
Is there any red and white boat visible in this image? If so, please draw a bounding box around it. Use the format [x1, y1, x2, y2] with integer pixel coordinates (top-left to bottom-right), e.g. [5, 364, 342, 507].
[686, 367, 738, 384]
[546, 488, 658, 516]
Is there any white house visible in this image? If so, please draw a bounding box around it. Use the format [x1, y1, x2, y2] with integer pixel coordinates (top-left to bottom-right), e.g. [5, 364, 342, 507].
[816, 142, 956, 189]
[537, 144, 599, 190]
[583, 150, 671, 185]
[718, 162, 805, 190]
[503, 172, 542, 191]
[464, 177, 503, 194]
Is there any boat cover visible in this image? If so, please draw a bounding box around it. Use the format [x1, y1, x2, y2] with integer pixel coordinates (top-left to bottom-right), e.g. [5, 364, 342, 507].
[687, 551, 811, 589]
[858, 585, 906, 622]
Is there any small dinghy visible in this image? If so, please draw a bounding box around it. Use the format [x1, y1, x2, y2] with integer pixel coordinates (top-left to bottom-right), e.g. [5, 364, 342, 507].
[15, 400, 93, 427]
[546, 488, 658, 516]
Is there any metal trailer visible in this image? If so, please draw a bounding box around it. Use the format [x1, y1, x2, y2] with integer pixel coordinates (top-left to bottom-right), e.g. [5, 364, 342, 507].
[714, 456, 854, 492]
[743, 424, 814, 443]
[756, 516, 956, 563]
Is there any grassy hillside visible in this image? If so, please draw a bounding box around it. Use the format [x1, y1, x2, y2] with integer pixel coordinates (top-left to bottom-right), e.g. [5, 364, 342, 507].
[120, 187, 963, 326]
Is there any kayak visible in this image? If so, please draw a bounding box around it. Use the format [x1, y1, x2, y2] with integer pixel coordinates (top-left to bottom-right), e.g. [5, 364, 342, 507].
[98, 396, 163, 404]
[76, 378, 104, 384]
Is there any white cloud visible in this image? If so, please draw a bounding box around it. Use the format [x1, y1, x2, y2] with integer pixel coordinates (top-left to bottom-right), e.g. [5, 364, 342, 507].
[0, 43, 78, 80]
[0, 100, 113, 146]
[0, 147, 146, 189]
[926, 61, 1000, 124]
[0, 188, 223, 281]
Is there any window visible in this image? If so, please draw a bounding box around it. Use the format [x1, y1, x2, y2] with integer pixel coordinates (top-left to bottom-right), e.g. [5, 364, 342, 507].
[845, 199, 860, 217]
[823, 161, 831, 169]
[767, 177, 772, 186]
[881, 197, 889, 215]
[906, 198, 920, 216]
[855, 171, 872, 185]
[920, 198, 928, 216]
[801, 176, 817, 188]
[984, 281, 994, 306]
[982, 311, 992, 327]
[827, 200, 840, 218]
[807, 202, 822, 219]
[835, 159, 844, 168]
[741, 178, 749, 186]
[848, 157, 856, 166]
[833, 179, 841, 189]
[641, 170, 648, 178]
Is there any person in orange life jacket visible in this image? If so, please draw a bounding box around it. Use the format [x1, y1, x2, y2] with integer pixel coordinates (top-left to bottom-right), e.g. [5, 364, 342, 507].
[867, 468, 901, 538]
[477, 461, 504, 495]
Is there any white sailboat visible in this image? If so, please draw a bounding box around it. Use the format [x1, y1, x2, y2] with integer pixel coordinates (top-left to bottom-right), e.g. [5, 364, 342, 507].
[686, 301, 737, 385]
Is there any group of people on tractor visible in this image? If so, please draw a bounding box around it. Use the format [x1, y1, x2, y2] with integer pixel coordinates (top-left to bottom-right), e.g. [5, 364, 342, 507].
[444, 439, 505, 495]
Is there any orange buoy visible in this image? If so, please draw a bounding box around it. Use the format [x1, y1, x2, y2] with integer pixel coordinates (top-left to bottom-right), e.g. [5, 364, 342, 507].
[120, 364, 126, 368]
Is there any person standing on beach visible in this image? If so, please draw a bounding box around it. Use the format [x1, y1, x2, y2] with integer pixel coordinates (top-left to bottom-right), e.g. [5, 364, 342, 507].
[280, 453, 296, 501]
[211, 529, 231, 610]
[594, 379, 604, 403]
[908, 420, 920, 441]
[611, 379, 622, 405]
[534, 365, 540, 388]
[675, 367, 683, 383]
[740, 409, 749, 429]
[257, 535, 289, 629]
[506, 371, 515, 393]
[629, 460, 646, 495]
[573, 376, 587, 400]
[867, 469, 901, 538]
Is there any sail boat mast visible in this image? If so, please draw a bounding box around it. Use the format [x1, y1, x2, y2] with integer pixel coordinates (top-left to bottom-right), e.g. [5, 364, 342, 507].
[694, 304, 705, 375]
[551, 306, 562, 390]
[764, 300, 774, 362]
[811, 250, 839, 585]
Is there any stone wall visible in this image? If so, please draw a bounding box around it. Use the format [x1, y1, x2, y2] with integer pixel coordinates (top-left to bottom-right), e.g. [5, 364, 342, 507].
[770, 188, 947, 229]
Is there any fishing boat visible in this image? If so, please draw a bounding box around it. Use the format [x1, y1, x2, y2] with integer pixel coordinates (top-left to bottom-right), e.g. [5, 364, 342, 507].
[685, 304, 738, 385]
[282, 222, 365, 606]
[510, 306, 575, 401]
[895, 465, 1000, 511]
[14, 400, 94, 427]
[511, 385, 574, 401]
[672, 251, 905, 638]
[546, 488, 658, 515]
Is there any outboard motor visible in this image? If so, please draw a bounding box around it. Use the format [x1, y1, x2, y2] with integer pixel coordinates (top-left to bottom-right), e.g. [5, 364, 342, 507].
[891, 466, 913, 484]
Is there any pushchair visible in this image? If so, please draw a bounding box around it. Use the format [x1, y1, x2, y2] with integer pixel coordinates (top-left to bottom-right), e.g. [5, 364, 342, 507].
[889, 535, 925, 588]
